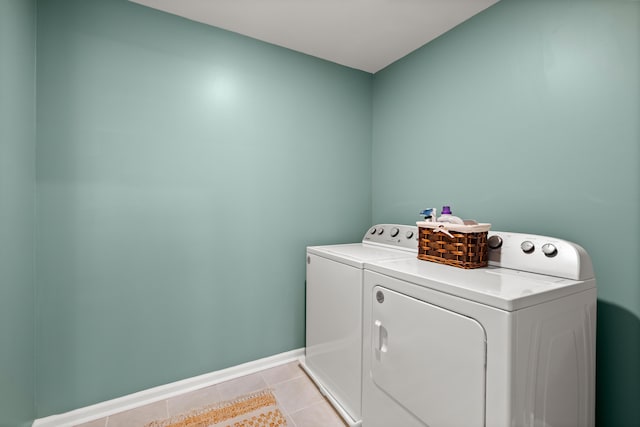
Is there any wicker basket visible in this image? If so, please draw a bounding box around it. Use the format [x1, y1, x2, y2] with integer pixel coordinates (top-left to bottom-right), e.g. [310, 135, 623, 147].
[417, 221, 491, 269]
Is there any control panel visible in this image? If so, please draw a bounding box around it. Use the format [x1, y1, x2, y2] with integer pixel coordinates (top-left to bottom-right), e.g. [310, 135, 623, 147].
[487, 231, 594, 281]
[363, 224, 419, 251]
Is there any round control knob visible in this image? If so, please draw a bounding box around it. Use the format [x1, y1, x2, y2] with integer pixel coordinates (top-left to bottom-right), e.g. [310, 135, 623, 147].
[542, 243, 558, 257]
[405, 230, 414, 239]
[377, 228, 384, 235]
[487, 235, 503, 249]
[521, 241, 535, 254]
[390, 227, 399, 237]
[369, 227, 377, 235]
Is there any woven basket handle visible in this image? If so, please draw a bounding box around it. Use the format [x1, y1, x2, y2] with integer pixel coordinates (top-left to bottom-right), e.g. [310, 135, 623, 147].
[432, 223, 454, 239]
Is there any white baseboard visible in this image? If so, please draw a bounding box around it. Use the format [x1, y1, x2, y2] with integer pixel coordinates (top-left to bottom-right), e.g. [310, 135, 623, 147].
[33, 348, 305, 427]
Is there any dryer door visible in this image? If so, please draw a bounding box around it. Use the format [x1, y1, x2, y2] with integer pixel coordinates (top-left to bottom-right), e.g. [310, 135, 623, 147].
[371, 286, 486, 427]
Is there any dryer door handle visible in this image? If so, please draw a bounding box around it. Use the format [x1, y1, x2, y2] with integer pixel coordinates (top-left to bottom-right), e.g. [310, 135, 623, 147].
[374, 320, 388, 358]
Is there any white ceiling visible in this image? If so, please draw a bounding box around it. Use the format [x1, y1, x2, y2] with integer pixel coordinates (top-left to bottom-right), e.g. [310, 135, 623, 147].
[130, 0, 499, 73]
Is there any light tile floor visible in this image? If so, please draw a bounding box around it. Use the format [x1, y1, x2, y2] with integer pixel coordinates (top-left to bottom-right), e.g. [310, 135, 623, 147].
[75, 361, 347, 427]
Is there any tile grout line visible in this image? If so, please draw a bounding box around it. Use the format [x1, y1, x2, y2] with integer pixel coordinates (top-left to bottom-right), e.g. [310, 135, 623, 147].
[287, 397, 331, 417]
[263, 374, 305, 388]
[282, 367, 348, 427]
[272, 371, 328, 425]
[257, 365, 309, 426]
[259, 369, 295, 425]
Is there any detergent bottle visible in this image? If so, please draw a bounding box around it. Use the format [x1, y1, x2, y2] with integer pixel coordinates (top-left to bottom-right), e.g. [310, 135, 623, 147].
[437, 206, 464, 225]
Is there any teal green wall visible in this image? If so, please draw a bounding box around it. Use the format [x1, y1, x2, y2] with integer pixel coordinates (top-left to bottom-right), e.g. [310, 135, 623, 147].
[21, 0, 640, 423]
[35, 0, 371, 416]
[0, 0, 36, 426]
[372, 0, 639, 425]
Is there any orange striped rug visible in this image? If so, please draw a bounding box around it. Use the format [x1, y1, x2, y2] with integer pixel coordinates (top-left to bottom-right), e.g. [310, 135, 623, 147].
[145, 389, 287, 427]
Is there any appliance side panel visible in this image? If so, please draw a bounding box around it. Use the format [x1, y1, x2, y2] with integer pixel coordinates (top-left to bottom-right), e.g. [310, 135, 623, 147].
[513, 289, 597, 427]
[305, 253, 363, 419]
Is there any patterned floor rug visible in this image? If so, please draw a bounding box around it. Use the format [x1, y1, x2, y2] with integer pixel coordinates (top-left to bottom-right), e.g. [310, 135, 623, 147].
[145, 389, 287, 427]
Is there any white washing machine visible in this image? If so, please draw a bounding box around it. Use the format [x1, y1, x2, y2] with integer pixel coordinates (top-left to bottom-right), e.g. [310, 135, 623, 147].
[362, 231, 597, 427]
[303, 224, 418, 426]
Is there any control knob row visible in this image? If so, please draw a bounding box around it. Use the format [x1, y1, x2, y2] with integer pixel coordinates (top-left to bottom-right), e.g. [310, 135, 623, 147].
[521, 241, 557, 257]
[369, 227, 414, 239]
[488, 235, 558, 257]
[390, 227, 415, 239]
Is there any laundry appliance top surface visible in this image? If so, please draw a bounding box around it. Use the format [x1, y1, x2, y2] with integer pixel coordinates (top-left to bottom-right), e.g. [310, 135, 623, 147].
[307, 224, 418, 268]
[365, 230, 596, 311]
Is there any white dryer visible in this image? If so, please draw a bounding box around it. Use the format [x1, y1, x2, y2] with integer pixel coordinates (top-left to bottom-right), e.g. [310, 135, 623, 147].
[362, 231, 596, 427]
[304, 224, 418, 426]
